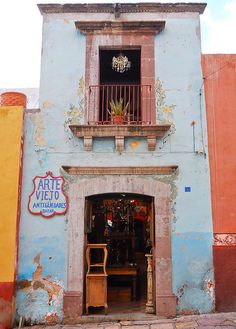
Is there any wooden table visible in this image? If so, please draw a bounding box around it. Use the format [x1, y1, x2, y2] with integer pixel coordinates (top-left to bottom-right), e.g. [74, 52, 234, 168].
[107, 266, 138, 300]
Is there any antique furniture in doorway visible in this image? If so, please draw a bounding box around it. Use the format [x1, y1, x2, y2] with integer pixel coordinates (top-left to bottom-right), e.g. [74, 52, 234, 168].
[86, 243, 108, 314]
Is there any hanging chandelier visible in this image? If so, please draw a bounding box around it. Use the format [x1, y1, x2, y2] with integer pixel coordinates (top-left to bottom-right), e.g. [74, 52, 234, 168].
[112, 52, 131, 73]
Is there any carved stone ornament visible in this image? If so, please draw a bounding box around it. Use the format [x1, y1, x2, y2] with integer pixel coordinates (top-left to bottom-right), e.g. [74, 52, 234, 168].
[62, 166, 178, 176]
[145, 254, 155, 314]
[38, 3, 206, 15]
[69, 124, 171, 152]
[74, 21, 165, 34]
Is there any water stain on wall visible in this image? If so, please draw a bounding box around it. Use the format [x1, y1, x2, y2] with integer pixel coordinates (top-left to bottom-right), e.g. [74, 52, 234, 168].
[130, 140, 141, 149]
[0, 298, 12, 327]
[34, 112, 46, 148]
[42, 101, 54, 109]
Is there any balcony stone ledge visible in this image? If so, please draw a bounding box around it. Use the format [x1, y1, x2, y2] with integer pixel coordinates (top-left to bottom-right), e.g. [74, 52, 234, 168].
[69, 124, 171, 152]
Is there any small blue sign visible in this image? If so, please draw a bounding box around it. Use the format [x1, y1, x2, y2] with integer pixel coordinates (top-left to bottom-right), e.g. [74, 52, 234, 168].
[185, 186, 191, 192]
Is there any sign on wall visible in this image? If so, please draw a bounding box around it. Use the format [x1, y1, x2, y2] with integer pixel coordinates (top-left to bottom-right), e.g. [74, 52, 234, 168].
[28, 171, 68, 218]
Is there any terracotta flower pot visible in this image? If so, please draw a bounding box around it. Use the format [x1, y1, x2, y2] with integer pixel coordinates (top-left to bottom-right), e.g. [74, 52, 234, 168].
[113, 115, 124, 124]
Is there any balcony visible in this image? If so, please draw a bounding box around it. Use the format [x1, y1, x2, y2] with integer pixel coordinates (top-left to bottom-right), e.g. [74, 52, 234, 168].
[86, 84, 152, 125]
[69, 84, 171, 152]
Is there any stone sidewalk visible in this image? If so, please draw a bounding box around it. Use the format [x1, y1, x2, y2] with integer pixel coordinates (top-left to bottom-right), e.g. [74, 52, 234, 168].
[24, 312, 236, 329]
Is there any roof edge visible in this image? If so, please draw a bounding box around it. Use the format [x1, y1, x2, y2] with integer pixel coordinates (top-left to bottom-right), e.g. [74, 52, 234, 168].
[37, 3, 207, 15]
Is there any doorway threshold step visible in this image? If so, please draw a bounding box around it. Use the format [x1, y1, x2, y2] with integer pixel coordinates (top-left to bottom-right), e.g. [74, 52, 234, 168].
[80, 312, 158, 323]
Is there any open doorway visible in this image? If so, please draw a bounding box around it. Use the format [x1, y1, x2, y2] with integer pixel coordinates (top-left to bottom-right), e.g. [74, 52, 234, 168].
[99, 49, 141, 123]
[84, 193, 155, 315]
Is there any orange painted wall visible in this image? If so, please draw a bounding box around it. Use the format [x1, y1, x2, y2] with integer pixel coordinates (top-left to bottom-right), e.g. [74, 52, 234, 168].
[202, 55, 236, 233]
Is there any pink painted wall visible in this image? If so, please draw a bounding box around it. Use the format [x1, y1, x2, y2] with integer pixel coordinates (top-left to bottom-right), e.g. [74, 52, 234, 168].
[202, 54, 236, 234]
[202, 54, 236, 311]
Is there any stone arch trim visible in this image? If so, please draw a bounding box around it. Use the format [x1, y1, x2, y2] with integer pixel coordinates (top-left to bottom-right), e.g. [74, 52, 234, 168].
[63, 175, 176, 320]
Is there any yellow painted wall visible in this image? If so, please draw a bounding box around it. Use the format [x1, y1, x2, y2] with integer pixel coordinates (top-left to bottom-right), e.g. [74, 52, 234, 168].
[0, 106, 23, 282]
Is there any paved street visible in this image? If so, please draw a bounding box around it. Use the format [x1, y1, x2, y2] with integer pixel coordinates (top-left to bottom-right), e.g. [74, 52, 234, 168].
[23, 312, 236, 329]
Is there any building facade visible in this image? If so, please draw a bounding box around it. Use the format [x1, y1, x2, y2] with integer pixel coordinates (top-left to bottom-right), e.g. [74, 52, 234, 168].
[14, 2, 215, 325]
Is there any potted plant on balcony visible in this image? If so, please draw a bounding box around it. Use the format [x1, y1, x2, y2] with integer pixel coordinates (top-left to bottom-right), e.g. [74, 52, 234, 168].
[108, 98, 129, 124]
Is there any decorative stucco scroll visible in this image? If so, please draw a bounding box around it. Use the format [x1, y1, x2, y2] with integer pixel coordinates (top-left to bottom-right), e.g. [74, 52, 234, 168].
[155, 78, 176, 150]
[155, 78, 176, 124]
[214, 234, 236, 246]
[64, 77, 85, 131]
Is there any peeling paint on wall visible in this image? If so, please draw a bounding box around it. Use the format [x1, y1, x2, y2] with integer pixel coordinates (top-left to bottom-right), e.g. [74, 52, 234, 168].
[34, 146, 47, 167]
[34, 112, 46, 148]
[173, 232, 214, 314]
[45, 312, 59, 324]
[153, 170, 179, 224]
[16, 254, 64, 325]
[203, 269, 215, 301]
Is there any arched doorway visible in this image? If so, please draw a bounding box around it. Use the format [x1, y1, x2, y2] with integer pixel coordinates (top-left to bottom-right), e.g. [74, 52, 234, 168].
[63, 175, 176, 321]
[85, 193, 154, 314]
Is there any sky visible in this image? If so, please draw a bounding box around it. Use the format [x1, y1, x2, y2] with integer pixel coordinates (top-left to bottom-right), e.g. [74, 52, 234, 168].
[0, 0, 235, 88]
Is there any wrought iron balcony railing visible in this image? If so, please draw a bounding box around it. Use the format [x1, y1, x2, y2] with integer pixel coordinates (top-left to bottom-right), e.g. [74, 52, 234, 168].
[86, 84, 152, 125]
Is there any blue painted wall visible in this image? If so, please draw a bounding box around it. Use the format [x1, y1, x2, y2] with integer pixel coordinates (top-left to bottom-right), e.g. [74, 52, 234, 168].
[16, 12, 213, 323]
[155, 17, 213, 313]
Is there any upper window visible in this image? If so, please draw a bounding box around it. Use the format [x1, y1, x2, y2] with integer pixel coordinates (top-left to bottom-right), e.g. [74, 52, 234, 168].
[97, 48, 142, 124]
[85, 33, 156, 125]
